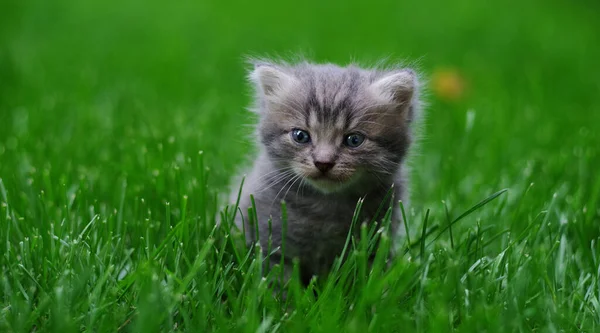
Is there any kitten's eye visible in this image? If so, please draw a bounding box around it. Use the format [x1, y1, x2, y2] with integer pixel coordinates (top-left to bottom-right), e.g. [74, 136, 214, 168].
[291, 129, 311, 144]
[344, 133, 365, 148]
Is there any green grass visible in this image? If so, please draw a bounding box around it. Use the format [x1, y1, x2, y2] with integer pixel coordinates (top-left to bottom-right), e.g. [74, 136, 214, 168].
[1, 0, 600, 331]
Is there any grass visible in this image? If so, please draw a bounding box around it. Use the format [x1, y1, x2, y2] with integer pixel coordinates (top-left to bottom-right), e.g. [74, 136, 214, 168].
[1, 0, 600, 331]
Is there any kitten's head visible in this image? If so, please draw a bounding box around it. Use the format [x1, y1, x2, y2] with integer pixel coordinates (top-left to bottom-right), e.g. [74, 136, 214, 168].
[248, 60, 420, 194]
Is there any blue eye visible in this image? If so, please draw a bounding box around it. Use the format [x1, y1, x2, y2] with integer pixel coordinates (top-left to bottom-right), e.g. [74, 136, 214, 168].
[291, 129, 311, 144]
[344, 133, 365, 148]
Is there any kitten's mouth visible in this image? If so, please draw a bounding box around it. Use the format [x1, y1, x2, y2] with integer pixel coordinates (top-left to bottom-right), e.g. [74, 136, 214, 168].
[311, 174, 336, 180]
[293, 166, 360, 193]
[304, 172, 355, 193]
[309, 173, 348, 182]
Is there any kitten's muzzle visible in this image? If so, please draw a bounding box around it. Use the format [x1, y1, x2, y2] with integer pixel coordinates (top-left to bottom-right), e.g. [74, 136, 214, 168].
[314, 161, 335, 173]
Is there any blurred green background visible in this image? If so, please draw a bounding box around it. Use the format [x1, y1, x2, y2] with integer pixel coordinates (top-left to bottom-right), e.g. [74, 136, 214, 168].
[1, 0, 600, 330]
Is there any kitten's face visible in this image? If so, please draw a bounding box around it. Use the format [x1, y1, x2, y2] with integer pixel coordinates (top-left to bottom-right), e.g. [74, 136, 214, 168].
[251, 62, 418, 194]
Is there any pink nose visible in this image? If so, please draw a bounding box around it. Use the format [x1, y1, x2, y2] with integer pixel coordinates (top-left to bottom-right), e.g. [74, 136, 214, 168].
[314, 161, 335, 173]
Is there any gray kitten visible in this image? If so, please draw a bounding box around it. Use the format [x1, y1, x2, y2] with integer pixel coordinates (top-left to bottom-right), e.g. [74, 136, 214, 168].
[229, 59, 422, 284]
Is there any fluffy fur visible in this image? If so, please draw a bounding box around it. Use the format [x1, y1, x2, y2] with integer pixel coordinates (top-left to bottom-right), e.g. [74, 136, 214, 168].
[228, 58, 423, 284]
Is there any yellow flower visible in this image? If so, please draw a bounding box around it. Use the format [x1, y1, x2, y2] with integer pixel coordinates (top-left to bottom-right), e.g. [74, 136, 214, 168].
[431, 68, 466, 102]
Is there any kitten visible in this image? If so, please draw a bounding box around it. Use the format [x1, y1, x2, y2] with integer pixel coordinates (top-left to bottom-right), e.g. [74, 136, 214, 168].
[228, 59, 422, 285]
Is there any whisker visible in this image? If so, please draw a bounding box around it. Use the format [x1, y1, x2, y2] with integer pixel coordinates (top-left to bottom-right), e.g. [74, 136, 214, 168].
[256, 167, 295, 183]
[259, 174, 294, 191]
[282, 175, 302, 202]
[255, 171, 296, 193]
[270, 174, 301, 209]
[296, 178, 306, 198]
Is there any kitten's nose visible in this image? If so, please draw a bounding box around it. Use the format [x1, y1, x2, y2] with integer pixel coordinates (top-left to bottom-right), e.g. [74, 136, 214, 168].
[314, 161, 335, 173]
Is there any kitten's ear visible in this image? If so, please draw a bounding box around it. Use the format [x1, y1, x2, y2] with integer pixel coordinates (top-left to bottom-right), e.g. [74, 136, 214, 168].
[249, 64, 296, 97]
[370, 70, 417, 105]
